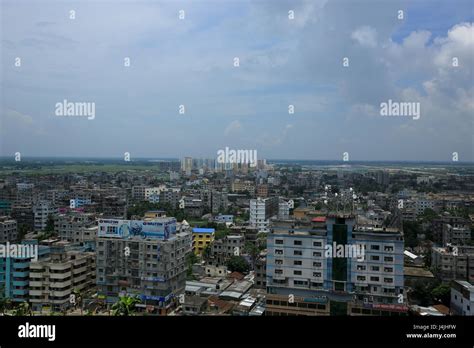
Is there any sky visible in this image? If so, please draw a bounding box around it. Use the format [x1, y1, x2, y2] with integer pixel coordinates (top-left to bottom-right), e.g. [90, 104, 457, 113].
[1, 0, 473, 161]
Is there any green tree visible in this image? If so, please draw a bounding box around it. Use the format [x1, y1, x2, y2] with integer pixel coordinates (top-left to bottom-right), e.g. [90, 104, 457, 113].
[111, 295, 141, 316]
[226, 256, 250, 273]
[431, 283, 451, 307]
[243, 242, 259, 270]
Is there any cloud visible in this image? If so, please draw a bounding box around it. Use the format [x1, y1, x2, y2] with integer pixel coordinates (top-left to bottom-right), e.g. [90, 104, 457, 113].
[351, 26, 377, 47]
[224, 120, 243, 135]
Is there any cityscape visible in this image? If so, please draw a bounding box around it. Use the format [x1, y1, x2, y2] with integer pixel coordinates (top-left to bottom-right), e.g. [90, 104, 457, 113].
[0, 158, 473, 318]
[1, 0, 473, 345]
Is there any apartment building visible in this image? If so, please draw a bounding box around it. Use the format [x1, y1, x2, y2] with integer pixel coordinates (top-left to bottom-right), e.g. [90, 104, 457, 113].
[29, 241, 96, 312]
[0, 241, 48, 303]
[55, 212, 97, 243]
[442, 224, 471, 246]
[250, 197, 278, 233]
[192, 228, 215, 256]
[432, 245, 474, 283]
[96, 217, 192, 315]
[33, 200, 57, 231]
[450, 280, 474, 315]
[266, 214, 406, 316]
[208, 234, 244, 266]
[0, 216, 18, 243]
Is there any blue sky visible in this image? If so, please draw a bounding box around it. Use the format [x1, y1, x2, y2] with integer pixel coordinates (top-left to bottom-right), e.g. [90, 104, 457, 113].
[1, 0, 473, 161]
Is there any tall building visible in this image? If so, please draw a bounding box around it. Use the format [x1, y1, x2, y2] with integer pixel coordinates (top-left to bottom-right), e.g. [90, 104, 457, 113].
[266, 214, 406, 316]
[250, 197, 278, 233]
[0, 216, 18, 243]
[181, 157, 193, 176]
[33, 200, 57, 231]
[29, 241, 96, 312]
[0, 241, 48, 303]
[96, 217, 192, 315]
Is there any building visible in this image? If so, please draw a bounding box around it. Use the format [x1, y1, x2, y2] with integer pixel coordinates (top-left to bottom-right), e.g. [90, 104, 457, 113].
[192, 228, 215, 256]
[10, 204, 34, 232]
[450, 280, 474, 315]
[29, 241, 96, 312]
[255, 251, 267, 289]
[33, 201, 57, 231]
[208, 234, 244, 266]
[96, 217, 191, 315]
[181, 157, 193, 176]
[250, 197, 278, 233]
[431, 245, 474, 283]
[0, 241, 47, 303]
[442, 224, 471, 246]
[0, 216, 18, 243]
[278, 201, 290, 220]
[266, 214, 406, 316]
[55, 212, 97, 244]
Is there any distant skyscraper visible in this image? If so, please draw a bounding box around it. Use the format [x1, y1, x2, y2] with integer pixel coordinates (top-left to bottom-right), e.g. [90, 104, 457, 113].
[181, 157, 193, 176]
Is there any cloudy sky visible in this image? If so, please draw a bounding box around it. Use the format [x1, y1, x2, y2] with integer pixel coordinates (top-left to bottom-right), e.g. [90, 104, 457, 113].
[1, 0, 473, 161]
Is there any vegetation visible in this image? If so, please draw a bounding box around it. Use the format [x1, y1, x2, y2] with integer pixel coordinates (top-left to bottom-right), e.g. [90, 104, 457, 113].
[111, 295, 141, 316]
[226, 256, 250, 273]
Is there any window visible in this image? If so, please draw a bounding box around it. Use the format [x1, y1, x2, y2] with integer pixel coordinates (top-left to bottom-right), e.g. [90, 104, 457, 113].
[275, 239, 283, 245]
[275, 259, 283, 265]
[313, 241, 322, 247]
[372, 266, 380, 272]
[293, 270, 302, 275]
[275, 269, 283, 274]
[371, 256, 380, 261]
[313, 262, 322, 267]
[275, 249, 283, 255]
[371, 245, 380, 250]
[357, 265, 366, 271]
[370, 276, 379, 282]
[294, 240, 302, 246]
[384, 267, 393, 273]
[294, 250, 302, 256]
[313, 252, 322, 257]
[383, 278, 393, 283]
[384, 246, 394, 252]
[313, 272, 321, 277]
[294, 260, 302, 266]
[384, 256, 393, 262]
[357, 276, 366, 281]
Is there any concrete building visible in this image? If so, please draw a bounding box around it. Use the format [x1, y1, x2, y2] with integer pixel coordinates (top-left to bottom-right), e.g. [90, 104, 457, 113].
[0, 216, 18, 243]
[29, 241, 96, 312]
[278, 201, 290, 220]
[450, 280, 474, 316]
[192, 228, 215, 256]
[250, 197, 278, 233]
[33, 201, 57, 231]
[266, 215, 406, 316]
[208, 234, 244, 266]
[96, 217, 191, 315]
[55, 212, 97, 244]
[432, 245, 474, 283]
[442, 224, 471, 246]
[0, 241, 48, 303]
[181, 157, 193, 176]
